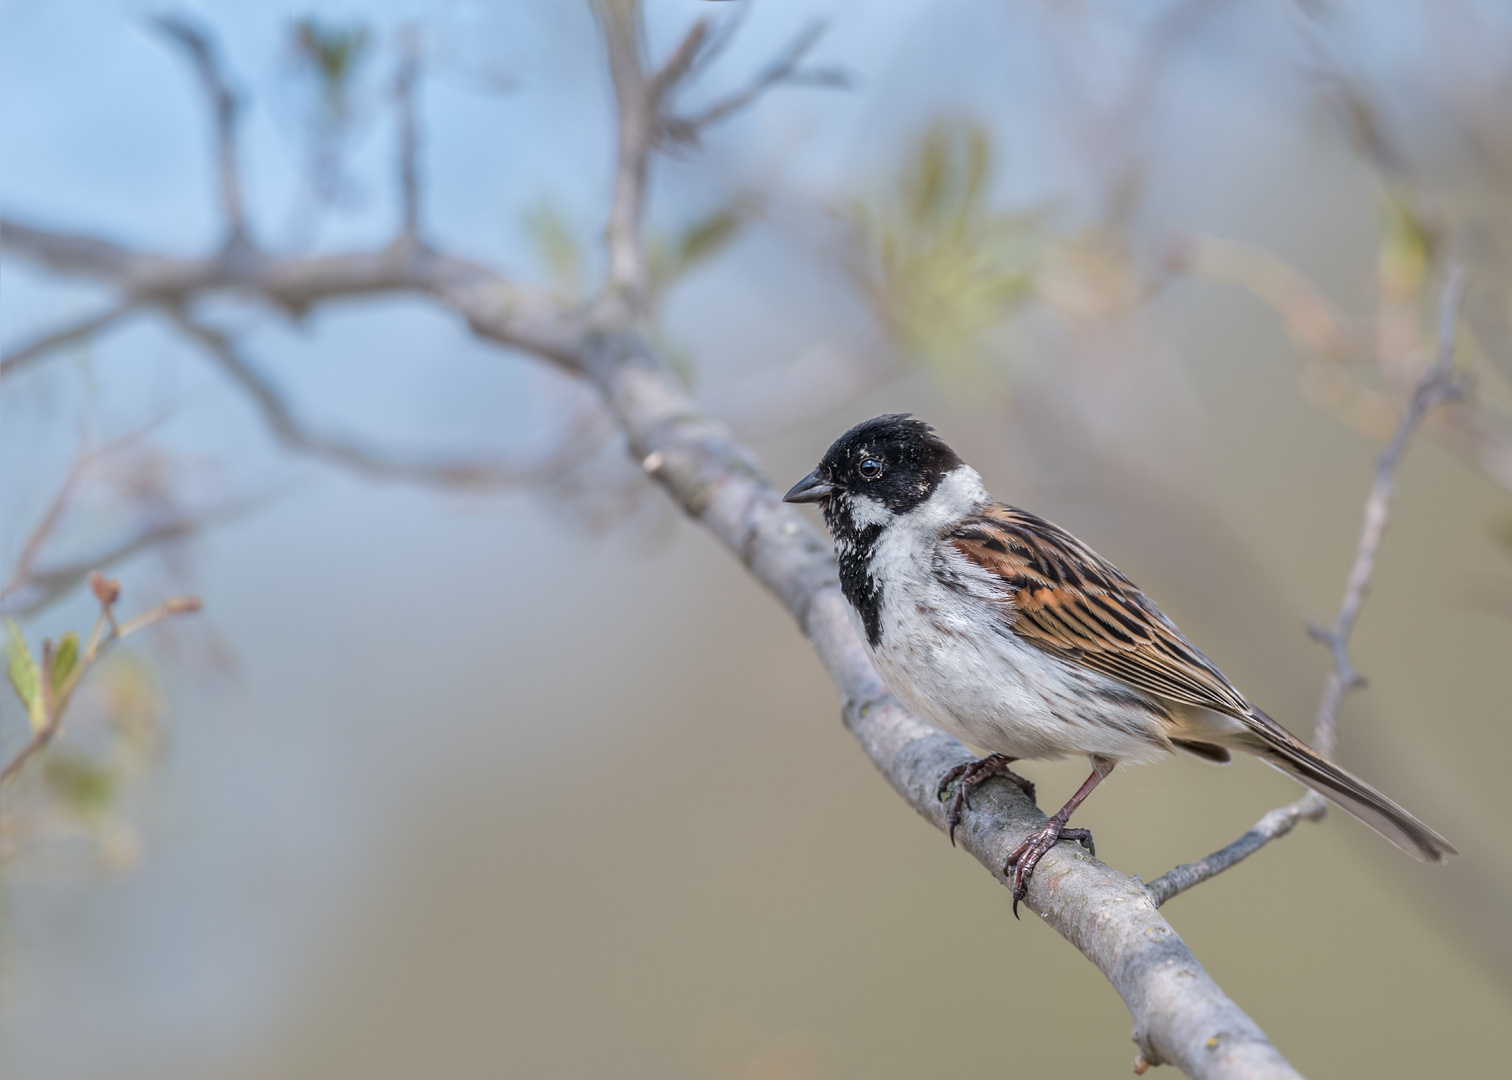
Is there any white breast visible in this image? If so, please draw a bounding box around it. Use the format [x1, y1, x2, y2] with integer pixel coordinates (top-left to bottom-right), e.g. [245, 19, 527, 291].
[854, 468, 1172, 765]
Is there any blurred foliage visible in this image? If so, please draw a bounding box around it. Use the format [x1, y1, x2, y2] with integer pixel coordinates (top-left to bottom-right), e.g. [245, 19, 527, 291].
[2, 651, 164, 874]
[291, 17, 372, 122]
[847, 118, 1041, 377]
[1377, 190, 1435, 303]
[648, 203, 748, 301]
[525, 202, 587, 300]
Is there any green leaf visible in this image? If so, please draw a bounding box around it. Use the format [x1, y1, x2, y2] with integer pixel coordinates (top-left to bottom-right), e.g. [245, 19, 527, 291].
[51, 631, 80, 694]
[524, 202, 584, 298]
[5, 616, 45, 732]
[43, 751, 116, 815]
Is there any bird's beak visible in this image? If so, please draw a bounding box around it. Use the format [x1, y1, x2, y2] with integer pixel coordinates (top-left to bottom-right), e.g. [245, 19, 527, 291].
[783, 469, 835, 504]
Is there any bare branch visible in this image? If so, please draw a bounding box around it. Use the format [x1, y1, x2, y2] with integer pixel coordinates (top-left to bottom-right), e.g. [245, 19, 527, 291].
[153, 15, 249, 249]
[0, 504, 233, 620]
[1308, 268, 1466, 755]
[166, 310, 604, 490]
[1, 303, 139, 379]
[1167, 233, 1360, 362]
[647, 18, 710, 105]
[668, 21, 849, 141]
[1145, 794, 1327, 908]
[2, 217, 586, 365]
[596, 0, 656, 310]
[1146, 269, 1467, 907]
[393, 25, 423, 239]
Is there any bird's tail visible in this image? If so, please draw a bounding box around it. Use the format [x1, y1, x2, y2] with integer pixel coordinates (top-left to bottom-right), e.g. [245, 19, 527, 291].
[1238, 709, 1458, 863]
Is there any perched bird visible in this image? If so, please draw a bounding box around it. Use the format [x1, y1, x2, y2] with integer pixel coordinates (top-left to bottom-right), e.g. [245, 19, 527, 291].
[784, 414, 1456, 908]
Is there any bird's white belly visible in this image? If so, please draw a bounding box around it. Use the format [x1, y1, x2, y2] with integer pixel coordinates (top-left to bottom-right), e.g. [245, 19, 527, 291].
[859, 537, 1172, 765]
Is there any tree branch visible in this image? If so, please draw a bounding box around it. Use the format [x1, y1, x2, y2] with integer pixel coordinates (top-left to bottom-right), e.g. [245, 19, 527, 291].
[153, 15, 249, 249]
[666, 21, 849, 142]
[1145, 269, 1467, 907]
[1, 302, 139, 379]
[569, 326, 1302, 1079]
[166, 310, 604, 490]
[393, 25, 423, 239]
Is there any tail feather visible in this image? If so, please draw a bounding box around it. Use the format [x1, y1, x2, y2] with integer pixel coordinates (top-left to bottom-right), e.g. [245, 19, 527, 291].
[1240, 709, 1457, 863]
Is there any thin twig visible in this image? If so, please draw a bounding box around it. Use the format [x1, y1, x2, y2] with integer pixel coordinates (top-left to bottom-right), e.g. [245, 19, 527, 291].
[0, 425, 170, 609]
[153, 15, 249, 249]
[1146, 269, 1467, 907]
[667, 21, 848, 142]
[1, 589, 200, 784]
[168, 310, 602, 489]
[1, 303, 139, 379]
[393, 25, 423, 239]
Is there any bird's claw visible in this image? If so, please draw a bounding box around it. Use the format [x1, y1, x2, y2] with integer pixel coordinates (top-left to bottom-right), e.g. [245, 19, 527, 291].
[1004, 822, 1096, 918]
[936, 754, 1036, 846]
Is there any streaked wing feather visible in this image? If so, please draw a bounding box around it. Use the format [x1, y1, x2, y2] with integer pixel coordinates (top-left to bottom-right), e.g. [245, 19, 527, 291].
[949, 505, 1252, 718]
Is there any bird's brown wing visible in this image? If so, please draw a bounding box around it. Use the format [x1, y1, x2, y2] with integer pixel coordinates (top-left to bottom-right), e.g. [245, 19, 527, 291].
[948, 504, 1252, 719]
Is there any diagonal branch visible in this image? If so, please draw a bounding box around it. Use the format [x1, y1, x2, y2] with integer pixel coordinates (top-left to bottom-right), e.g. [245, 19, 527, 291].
[1145, 269, 1467, 908]
[1, 302, 140, 379]
[573, 326, 1302, 1080]
[166, 310, 604, 490]
[153, 15, 250, 249]
[666, 21, 849, 142]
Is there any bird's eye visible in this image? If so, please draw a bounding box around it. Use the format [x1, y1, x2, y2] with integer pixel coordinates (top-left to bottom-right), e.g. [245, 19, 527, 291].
[858, 457, 884, 480]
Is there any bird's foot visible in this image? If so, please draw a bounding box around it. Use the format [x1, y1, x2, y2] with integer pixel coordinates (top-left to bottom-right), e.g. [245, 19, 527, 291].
[1004, 822, 1096, 918]
[937, 754, 1036, 846]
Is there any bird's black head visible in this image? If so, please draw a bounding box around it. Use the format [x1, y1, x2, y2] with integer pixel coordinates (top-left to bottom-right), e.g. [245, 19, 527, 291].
[783, 414, 964, 518]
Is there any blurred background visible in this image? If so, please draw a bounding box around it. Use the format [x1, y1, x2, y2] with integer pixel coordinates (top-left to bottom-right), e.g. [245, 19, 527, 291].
[3, 1, 1511, 1077]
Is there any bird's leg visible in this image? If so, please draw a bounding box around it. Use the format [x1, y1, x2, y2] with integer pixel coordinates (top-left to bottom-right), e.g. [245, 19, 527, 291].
[937, 754, 1036, 846]
[1004, 759, 1114, 917]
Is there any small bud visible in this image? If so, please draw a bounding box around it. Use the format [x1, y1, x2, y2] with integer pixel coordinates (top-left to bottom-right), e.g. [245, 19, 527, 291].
[163, 595, 203, 614]
[89, 573, 121, 606]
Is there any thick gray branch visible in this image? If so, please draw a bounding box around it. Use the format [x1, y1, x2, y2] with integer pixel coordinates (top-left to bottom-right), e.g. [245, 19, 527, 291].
[564, 328, 1301, 1079]
[2, 212, 1304, 1080]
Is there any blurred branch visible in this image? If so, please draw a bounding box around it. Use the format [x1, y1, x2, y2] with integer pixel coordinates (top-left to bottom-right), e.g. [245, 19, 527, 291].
[1, 507, 226, 620]
[393, 25, 423, 239]
[0, 218, 584, 365]
[1, 303, 139, 379]
[0, 429, 247, 619]
[663, 22, 848, 143]
[153, 15, 249, 250]
[1168, 234, 1360, 362]
[1146, 270, 1466, 908]
[1173, 232, 1512, 492]
[167, 309, 602, 490]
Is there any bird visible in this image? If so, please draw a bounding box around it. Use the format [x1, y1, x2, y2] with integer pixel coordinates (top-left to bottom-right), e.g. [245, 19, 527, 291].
[783, 413, 1457, 910]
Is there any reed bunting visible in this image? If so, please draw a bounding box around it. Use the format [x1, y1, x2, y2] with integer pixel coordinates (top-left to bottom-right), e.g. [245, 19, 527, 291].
[784, 414, 1456, 909]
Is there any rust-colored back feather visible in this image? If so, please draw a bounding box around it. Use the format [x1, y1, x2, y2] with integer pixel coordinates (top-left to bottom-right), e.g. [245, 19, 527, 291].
[949, 505, 1252, 718]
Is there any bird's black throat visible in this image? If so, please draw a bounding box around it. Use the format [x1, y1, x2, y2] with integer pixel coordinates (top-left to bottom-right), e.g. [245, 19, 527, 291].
[825, 504, 886, 649]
